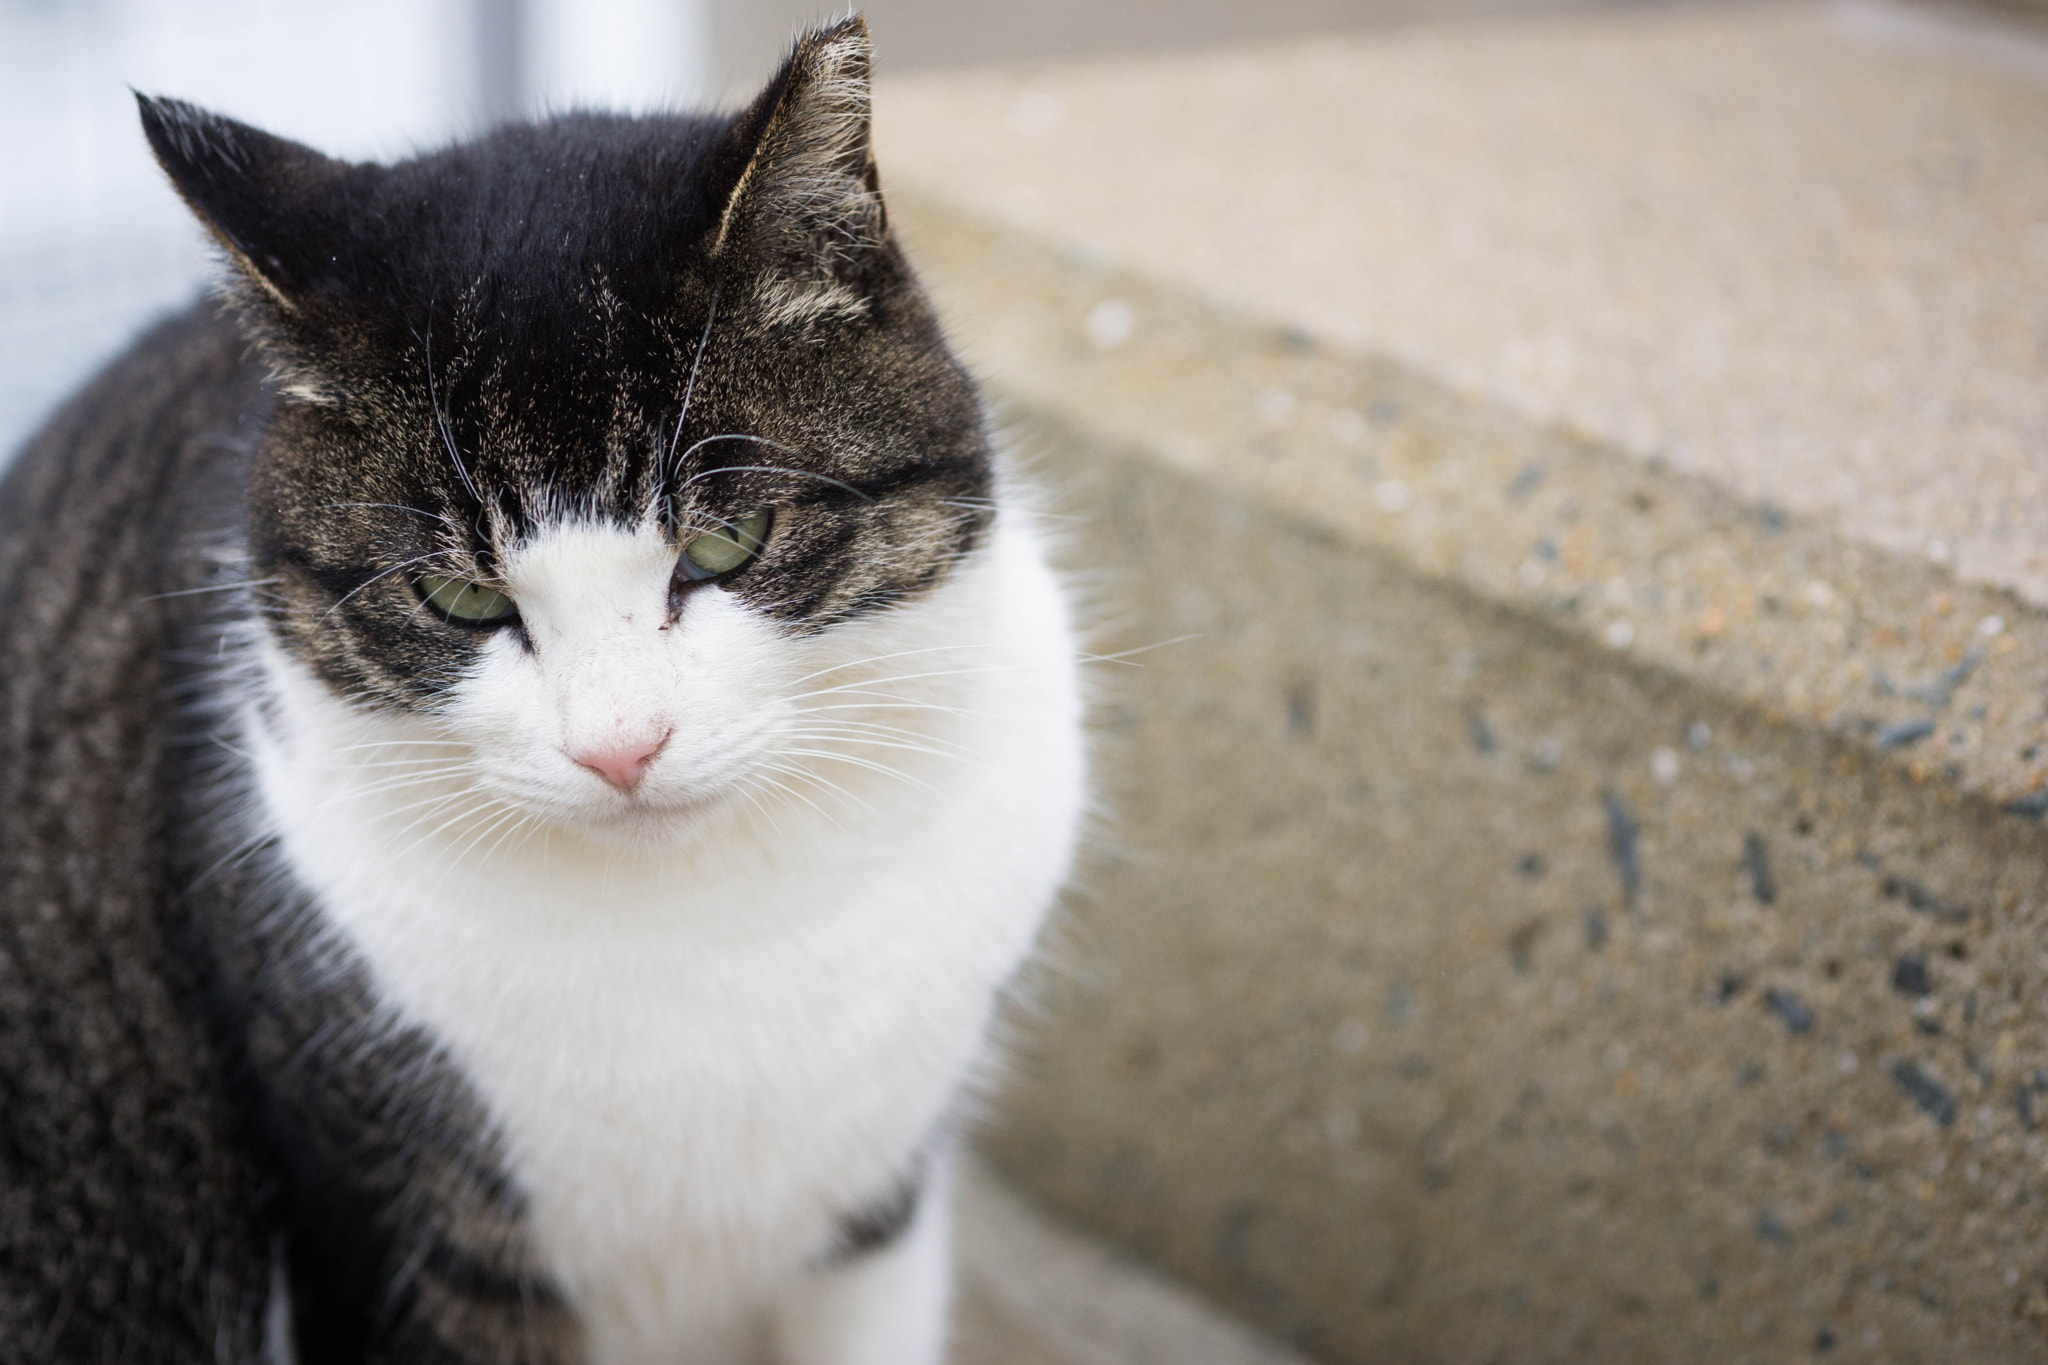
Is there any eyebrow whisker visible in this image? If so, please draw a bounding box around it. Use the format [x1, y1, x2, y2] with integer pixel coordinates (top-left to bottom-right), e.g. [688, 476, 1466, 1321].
[673, 451, 875, 504]
[665, 284, 722, 480]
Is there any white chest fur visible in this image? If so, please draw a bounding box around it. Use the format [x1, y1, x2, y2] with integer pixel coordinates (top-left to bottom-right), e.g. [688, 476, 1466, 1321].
[247, 515, 1085, 1363]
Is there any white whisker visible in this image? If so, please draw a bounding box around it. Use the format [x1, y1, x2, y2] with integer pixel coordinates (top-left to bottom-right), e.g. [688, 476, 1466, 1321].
[780, 641, 1009, 690]
[320, 549, 464, 624]
[775, 747, 936, 794]
[143, 577, 284, 602]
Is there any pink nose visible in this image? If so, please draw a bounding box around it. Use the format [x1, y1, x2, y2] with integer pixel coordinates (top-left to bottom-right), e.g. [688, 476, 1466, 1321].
[572, 731, 669, 793]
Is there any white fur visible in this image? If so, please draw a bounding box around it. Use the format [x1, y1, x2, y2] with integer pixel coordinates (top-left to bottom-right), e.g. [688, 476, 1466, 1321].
[770, 1157, 956, 1365]
[245, 507, 1085, 1364]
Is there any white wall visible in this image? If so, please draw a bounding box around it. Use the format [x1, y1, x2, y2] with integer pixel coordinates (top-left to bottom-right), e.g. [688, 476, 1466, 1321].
[0, 0, 710, 461]
[0, 0, 497, 457]
[522, 0, 712, 113]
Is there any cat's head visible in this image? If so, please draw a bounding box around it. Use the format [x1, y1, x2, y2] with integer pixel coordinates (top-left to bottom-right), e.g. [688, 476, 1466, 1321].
[143, 19, 997, 843]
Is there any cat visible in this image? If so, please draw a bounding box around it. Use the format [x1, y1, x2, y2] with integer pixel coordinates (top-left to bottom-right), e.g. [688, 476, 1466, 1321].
[0, 17, 1085, 1364]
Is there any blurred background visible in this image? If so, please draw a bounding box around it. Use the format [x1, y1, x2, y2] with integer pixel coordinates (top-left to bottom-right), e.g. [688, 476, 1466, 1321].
[8, 1, 2048, 1362]
[0, 0, 1689, 460]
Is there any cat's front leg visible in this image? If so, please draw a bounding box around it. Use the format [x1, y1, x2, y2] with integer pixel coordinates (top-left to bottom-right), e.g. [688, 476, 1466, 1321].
[769, 1156, 954, 1365]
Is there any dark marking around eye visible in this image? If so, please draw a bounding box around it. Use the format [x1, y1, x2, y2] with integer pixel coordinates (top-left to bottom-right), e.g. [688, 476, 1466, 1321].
[840, 453, 984, 503]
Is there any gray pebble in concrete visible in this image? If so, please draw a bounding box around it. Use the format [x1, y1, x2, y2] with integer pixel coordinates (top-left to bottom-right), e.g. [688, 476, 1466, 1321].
[2001, 788, 2048, 819]
[1741, 831, 1775, 906]
[1763, 988, 1815, 1036]
[1903, 651, 1980, 707]
[1874, 717, 1937, 751]
[1891, 1060, 1957, 1127]
[1465, 706, 1496, 755]
[1601, 790, 1640, 911]
[1878, 875, 1969, 923]
[1286, 682, 1315, 737]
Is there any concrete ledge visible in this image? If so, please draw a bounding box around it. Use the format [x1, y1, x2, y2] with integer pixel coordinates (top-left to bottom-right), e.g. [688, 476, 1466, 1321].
[880, 0, 2048, 608]
[870, 6, 2048, 1358]
[895, 193, 2048, 823]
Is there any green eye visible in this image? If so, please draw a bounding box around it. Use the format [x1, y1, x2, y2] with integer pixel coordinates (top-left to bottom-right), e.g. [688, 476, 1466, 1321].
[679, 509, 771, 581]
[418, 573, 517, 623]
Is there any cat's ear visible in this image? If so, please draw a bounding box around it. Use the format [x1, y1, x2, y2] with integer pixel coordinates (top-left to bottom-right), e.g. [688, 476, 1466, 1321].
[708, 17, 888, 327]
[136, 94, 356, 317]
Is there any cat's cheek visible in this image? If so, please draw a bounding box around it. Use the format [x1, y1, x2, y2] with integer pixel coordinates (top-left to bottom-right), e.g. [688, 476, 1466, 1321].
[440, 637, 571, 788]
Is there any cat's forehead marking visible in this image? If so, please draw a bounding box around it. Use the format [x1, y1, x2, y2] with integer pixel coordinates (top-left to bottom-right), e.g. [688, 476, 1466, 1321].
[502, 521, 674, 608]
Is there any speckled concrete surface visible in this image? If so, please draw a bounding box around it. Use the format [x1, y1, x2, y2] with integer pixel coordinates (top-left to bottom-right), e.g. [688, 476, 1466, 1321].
[867, 22, 2048, 1356]
[983, 403, 2048, 1363]
[876, 0, 2048, 605]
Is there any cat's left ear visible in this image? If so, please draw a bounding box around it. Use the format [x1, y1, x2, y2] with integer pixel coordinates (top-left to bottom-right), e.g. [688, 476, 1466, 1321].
[708, 17, 888, 327]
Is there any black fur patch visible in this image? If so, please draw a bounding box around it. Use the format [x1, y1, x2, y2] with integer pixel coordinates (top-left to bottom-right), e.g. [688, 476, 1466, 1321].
[831, 1162, 927, 1262]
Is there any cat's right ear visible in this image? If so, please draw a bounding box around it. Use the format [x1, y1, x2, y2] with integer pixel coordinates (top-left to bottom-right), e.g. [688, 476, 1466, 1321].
[704, 19, 889, 328]
[136, 94, 354, 317]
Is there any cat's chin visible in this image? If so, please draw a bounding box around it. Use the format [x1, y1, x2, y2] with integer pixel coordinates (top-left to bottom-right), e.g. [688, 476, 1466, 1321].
[544, 787, 735, 849]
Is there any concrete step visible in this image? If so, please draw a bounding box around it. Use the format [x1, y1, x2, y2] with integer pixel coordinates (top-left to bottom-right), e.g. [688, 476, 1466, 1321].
[874, 4, 2048, 1361]
[952, 1157, 1313, 1365]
